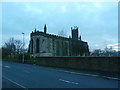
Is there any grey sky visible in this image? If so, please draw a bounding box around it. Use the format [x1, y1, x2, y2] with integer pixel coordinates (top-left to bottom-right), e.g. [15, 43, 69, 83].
[2, 2, 118, 51]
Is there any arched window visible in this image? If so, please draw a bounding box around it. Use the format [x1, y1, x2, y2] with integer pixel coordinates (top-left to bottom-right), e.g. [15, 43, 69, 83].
[36, 38, 39, 53]
[31, 39, 33, 54]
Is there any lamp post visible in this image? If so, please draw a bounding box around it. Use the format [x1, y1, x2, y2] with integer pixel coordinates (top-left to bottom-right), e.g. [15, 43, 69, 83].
[22, 33, 25, 63]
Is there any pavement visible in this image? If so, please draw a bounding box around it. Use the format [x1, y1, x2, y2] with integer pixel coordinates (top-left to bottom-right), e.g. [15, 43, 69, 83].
[1, 61, 120, 89]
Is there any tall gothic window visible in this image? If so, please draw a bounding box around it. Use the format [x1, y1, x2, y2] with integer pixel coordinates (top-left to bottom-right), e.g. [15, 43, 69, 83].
[36, 38, 39, 53]
[56, 41, 60, 56]
[31, 39, 33, 54]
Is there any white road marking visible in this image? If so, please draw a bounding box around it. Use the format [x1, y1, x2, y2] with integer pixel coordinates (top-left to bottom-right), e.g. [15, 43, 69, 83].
[49, 68, 120, 81]
[3, 76, 27, 89]
[59, 79, 79, 85]
[4, 66, 10, 68]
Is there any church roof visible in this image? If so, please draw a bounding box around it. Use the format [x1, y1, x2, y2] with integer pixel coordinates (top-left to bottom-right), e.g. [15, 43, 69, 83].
[30, 30, 87, 44]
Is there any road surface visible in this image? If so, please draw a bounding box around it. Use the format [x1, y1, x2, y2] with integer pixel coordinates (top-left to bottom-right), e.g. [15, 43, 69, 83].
[2, 61, 120, 89]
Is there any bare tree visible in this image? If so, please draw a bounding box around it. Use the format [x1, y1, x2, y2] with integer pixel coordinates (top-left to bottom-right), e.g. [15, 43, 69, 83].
[104, 46, 114, 56]
[92, 49, 102, 56]
[2, 37, 23, 58]
[4, 37, 16, 56]
[14, 40, 23, 55]
[58, 29, 67, 37]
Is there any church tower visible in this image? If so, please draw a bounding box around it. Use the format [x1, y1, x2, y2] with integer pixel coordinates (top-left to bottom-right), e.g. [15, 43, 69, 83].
[71, 26, 78, 40]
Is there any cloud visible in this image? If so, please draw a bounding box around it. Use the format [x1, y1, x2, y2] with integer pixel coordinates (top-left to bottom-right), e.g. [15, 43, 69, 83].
[107, 43, 120, 51]
[101, 34, 118, 43]
[74, 2, 103, 12]
[25, 3, 43, 15]
[107, 43, 120, 47]
[60, 5, 67, 13]
[93, 2, 102, 8]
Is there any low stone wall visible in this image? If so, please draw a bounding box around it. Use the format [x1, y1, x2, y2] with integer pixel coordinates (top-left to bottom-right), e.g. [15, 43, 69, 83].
[30, 56, 119, 72]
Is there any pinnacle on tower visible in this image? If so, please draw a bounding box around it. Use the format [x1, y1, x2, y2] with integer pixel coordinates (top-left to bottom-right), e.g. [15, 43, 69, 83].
[44, 24, 47, 34]
[35, 28, 36, 32]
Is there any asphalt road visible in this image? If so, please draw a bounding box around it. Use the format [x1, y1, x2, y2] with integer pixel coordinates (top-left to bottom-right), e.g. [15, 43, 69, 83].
[2, 61, 120, 89]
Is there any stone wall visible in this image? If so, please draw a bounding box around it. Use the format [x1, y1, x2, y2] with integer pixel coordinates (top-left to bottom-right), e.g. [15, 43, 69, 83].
[30, 35, 53, 57]
[32, 56, 119, 72]
[29, 31, 90, 57]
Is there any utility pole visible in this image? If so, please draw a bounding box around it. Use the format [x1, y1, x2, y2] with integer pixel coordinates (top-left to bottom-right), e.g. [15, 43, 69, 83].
[22, 33, 25, 63]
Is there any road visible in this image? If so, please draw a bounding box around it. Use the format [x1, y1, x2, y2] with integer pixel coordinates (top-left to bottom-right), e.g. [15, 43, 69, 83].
[2, 61, 119, 89]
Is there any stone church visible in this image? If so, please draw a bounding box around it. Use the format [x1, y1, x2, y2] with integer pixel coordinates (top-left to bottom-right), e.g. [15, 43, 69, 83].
[28, 24, 90, 57]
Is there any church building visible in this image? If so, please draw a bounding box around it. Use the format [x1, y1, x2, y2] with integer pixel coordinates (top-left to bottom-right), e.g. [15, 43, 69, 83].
[28, 24, 90, 57]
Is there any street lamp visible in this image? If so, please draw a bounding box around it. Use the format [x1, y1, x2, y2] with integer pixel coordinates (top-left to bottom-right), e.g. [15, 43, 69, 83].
[22, 33, 25, 63]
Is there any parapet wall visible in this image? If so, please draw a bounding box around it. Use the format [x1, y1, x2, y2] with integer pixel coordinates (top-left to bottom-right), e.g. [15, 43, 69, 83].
[30, 56, 119, 72]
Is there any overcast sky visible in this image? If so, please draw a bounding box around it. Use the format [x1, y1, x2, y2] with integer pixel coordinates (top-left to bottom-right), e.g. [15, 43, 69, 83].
[1, 2, 118, 51]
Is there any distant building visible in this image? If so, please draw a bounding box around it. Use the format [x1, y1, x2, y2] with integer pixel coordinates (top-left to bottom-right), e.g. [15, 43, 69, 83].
[28, 24, 90, 57]
[90, 50, 120, 56]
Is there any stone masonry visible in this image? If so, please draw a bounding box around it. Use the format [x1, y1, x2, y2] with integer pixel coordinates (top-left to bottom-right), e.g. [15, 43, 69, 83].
[28, 24, 90, 57]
